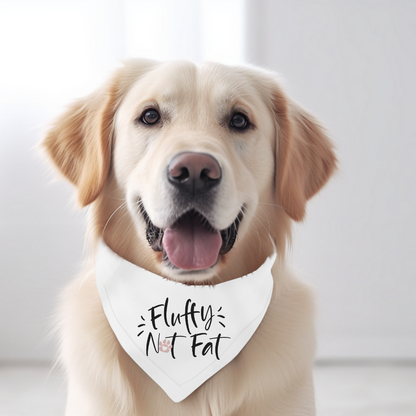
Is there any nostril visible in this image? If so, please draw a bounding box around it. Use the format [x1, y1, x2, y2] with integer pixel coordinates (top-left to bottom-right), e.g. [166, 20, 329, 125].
[169, 163, 190, 183]
[172, 167, 189, 182]
[201, 167, 220, 182]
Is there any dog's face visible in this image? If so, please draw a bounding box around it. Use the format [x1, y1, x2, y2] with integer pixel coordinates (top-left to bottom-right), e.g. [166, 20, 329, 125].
[43, 59, 336, 283]
[113, 61, 276, 280]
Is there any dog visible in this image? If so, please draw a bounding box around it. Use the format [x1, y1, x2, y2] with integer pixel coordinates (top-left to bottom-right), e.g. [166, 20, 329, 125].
[42, 59, 336, 416]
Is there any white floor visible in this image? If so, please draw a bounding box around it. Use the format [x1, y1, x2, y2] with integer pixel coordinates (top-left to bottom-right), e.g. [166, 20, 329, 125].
[0, 363, 415, 415]
[314, 364, 416, 416]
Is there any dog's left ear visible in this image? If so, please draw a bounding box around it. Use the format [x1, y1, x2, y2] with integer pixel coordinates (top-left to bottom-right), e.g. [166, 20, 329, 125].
[274, 92, 337, 221]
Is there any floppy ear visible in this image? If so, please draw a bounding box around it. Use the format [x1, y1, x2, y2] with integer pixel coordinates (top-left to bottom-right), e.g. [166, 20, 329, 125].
[42, 82, 119, 206]
[274, 93, 337, 221]
[42, 59, 156, 206]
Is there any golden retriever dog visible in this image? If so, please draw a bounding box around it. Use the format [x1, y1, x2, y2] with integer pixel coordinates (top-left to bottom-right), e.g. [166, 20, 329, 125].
[42, 59, 336, 416]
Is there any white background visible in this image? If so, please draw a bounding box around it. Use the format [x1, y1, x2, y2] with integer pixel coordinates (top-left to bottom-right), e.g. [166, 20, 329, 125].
[246, 0, 416, 360]
[0, 0, 415, 362]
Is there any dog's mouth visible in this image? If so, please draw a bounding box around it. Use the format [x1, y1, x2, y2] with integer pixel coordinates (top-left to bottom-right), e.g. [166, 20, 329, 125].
[141, 206, 244, 271]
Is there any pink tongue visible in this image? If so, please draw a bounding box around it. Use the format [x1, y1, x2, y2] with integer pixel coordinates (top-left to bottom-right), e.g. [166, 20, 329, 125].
[162, 212, 222, 270]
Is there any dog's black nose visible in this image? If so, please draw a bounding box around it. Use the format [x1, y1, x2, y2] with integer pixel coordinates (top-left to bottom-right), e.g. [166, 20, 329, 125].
[168, 152, 221, 195]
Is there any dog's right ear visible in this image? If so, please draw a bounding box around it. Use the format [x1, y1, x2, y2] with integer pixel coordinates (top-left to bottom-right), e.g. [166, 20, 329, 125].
[42, 59, 156, 206]
[42, 85, 115, 207]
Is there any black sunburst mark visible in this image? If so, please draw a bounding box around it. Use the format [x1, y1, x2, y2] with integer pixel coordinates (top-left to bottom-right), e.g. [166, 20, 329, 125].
[137, 315, 146, 337]
[217, 307, 226, 328]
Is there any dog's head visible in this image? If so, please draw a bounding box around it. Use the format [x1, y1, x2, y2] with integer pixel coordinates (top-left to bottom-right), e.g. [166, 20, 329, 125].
[42, 59, 336, 283]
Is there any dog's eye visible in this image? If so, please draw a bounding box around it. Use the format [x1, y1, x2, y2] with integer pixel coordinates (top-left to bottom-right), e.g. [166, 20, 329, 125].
[230, 113, 249, 130]
[140, 109, 160, 125]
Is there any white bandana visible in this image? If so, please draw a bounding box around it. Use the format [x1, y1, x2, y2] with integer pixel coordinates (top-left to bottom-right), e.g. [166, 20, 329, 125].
[96, 240, 275, 402]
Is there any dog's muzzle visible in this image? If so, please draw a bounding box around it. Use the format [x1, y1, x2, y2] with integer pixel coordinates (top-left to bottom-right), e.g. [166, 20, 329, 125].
[140, 152, 243, 272]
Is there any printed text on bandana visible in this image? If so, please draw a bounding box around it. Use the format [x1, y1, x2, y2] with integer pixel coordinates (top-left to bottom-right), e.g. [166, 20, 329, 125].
[137, 298, 231, 360]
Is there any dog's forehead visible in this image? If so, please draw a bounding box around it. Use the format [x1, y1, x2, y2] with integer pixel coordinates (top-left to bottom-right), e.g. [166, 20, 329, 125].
[123, 61, 271, 111]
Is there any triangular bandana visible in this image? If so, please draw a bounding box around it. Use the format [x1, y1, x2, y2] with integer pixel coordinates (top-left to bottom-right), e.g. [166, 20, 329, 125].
[96, 240, 275, 402]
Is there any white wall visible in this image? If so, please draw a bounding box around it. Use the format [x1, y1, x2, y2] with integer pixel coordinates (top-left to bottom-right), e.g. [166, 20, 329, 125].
[246, 0, 416, 359]
[0, 0, 118, 361]
[0, 0, 244, 362]
[1, 0, 415, 362]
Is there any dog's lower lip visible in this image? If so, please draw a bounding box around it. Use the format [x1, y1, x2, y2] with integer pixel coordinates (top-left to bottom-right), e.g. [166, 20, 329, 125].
[139, 203, 244, 270]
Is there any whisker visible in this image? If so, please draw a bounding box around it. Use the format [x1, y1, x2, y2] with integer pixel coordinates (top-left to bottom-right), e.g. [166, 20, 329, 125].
[102, 194, 127, 202]
[102, 202, 128, 240]
[235, 189, 286, 211]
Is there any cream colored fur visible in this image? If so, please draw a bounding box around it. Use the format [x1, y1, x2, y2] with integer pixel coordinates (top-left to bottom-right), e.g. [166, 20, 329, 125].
[42, 59, 336, 416]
